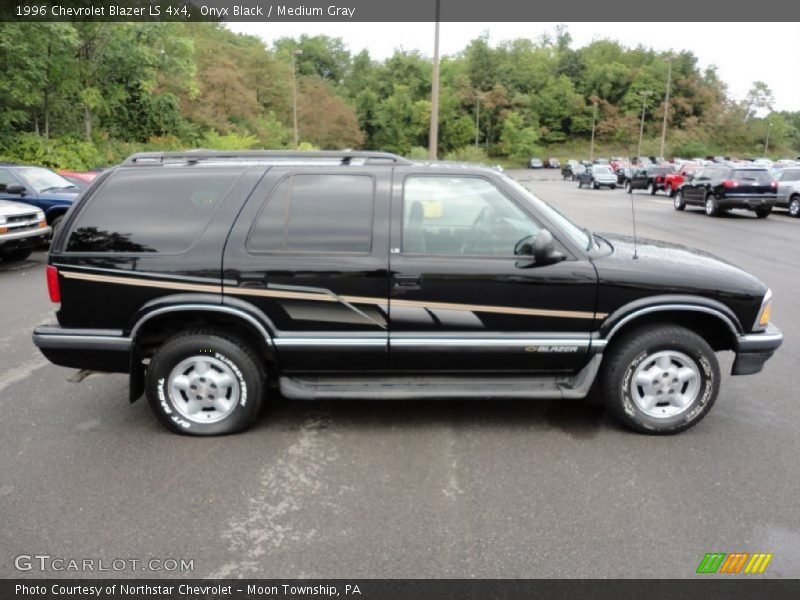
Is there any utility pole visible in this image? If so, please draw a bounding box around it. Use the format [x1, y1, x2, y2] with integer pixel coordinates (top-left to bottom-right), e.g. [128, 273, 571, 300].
[637, 91, 652, 162]
[474, 92, 481, 148]
[659, 55, 675, 160]
[590, 102, 598, 161]
[764, 121, 772, 155]
[428, 0, 441, 160]
[292, 48, 303, 149]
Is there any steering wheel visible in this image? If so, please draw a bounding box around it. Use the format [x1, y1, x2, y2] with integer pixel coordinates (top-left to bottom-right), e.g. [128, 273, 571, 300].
[461, 206, 496, 254]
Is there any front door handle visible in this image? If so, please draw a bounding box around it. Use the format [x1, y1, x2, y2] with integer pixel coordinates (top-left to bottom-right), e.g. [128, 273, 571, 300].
[393, 274, 422, 290]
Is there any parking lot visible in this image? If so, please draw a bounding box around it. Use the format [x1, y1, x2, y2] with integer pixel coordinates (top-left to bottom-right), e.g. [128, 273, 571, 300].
[1, 168, 797, 579]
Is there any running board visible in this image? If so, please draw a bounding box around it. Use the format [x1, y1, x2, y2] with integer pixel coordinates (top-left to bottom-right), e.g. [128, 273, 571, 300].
[279, 356, 601, 401]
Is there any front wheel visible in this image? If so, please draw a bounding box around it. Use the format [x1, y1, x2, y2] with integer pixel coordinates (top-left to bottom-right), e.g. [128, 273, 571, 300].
[673, 191, 686, 211]
[0, 248, 33, 262]
[577, 180, 583, 188]
[610, 185, 616, 190]
[666, 185, 675, 198]
[647, 182, 656, 195]
[591, 180, 599, 189]
[625, 181, 632, 194]
[789, 196, 800, 218]
[145, 330, 266, 435]
[600, 325, 720, 434]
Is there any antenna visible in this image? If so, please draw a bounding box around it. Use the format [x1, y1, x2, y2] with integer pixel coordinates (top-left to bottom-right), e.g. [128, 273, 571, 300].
[629, 183, 639, 260]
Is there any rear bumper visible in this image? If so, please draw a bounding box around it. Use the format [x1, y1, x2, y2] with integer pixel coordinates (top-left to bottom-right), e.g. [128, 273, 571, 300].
[32, 325, 132, 373]
[718, 195, 777, 209]
[732, 323, 783, 375]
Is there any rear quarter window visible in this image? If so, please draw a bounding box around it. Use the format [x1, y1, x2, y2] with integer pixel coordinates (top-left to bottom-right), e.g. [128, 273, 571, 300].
[66, 168, 240, 253]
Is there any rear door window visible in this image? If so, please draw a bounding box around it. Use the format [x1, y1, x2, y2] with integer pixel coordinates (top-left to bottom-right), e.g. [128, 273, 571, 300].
[66, 168, 239, 253]
[247, 174, 375, 254]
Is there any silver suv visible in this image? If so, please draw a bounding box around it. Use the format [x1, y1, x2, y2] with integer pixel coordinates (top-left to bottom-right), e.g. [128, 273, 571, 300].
[774, 167, 800, 217]
[0, 199, 50, 262]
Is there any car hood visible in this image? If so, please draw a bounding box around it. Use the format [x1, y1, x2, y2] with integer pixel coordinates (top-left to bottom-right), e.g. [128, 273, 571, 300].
[592, 233, 767, 301]
[40, 190, 80, 201]
[0, 199, 40, 216]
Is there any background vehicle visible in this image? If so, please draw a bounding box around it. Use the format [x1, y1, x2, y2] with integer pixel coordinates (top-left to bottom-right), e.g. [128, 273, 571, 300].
[576, 165, 617, 189]
[529, 158, 544, 169]
[57, 170, 101, 189]
[33, 150, 781, 437]
[625, 166, 673, 194]
[0, 164, 80, 232]
[561, 160, 584, 180]
[774, 166, 800, 217]
[673, 166, 777, 217]
[664, 163, 701, 197]
[0, 199, 50, 261]
[544, 158, 561, 169]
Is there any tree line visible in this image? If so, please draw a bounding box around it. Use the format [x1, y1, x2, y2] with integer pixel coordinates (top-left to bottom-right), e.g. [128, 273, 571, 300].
[0, 22, 797, 169]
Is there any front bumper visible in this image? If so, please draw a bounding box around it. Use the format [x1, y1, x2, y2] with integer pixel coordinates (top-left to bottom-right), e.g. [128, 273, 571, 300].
[732, 323, 783, 375]
[33, 325, 132, 373]
[0, 226, 51, 249]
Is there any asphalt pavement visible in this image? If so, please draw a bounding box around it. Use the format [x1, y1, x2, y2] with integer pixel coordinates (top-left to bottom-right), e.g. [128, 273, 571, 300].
[1, 170, 798, 579]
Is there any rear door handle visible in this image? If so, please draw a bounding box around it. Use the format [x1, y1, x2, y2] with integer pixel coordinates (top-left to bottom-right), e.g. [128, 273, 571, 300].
[393, 274, 422, 290]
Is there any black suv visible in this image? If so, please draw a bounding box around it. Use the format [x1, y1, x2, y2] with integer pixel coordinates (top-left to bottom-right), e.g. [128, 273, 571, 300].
[33, 151, 782, 436]
[625, 166, 674, 195]
[673, 166, 777, 218]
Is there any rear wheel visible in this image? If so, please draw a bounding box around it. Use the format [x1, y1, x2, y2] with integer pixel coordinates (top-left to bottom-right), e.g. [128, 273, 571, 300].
[704, 195, 719, 216]
[666, 184, 675, 198]
[0, 248, 32, 262]
[755, 207, 771, 219]
[610, 185, 616, 190]
[625, 181, 632, 194]
[600, 325, 720, 434]
[788, 196, 800, 217]
[591, 180, 598, 189]
[673, 191, 686, 211]
[145, 330, 266, 436]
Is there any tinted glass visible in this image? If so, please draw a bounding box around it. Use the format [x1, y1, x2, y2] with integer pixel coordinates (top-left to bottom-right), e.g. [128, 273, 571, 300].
[732, 169, 771, 182]
[403, 176, 540, 256]
[67, 169, 238, 253]
[0, 169, 17, 191]
[248, 174, 374, 253]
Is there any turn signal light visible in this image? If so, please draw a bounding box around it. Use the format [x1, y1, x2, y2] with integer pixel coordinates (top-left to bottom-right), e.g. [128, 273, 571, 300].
[759, 302, 772, 327]
[46, 265, 61, 303]
[0, 226, 7, 234]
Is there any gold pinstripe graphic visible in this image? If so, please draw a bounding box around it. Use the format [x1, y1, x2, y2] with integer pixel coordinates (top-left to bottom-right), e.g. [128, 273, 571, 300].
[59, 270, 605, 320]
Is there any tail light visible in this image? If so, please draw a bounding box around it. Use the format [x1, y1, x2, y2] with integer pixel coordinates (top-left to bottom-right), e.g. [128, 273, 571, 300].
[721, 180, 740, 188]
[770, 181, 777, 187]
[46, 265, 61, 303]
[655, 176, 662, 182]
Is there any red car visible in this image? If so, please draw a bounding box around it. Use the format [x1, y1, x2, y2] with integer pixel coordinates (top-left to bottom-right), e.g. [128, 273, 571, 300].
[664, 163, 700, 197]
[57, 170, 100, 189]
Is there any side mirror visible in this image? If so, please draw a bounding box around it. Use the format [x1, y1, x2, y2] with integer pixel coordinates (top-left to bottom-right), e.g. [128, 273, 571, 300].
[514, 230, 565, 267]
[5, 184, 26, 195]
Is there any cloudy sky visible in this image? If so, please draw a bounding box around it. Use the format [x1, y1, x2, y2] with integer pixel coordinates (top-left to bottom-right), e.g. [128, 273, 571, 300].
[227, 22, 800, 111]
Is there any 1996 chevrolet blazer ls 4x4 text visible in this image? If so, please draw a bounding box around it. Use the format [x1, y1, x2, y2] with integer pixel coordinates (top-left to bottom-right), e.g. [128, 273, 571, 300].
[32, 151, 782, 435]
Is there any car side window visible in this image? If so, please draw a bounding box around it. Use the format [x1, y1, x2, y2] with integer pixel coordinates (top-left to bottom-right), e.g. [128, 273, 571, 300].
[66, 169, 239, 253]
[0, 168, 17, 192]
[402, 176, 541, 257]
[247, 174, 375, 254]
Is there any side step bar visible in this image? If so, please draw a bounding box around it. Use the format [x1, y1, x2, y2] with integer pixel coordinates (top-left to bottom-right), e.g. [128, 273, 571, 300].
[279, 356, 601, 401]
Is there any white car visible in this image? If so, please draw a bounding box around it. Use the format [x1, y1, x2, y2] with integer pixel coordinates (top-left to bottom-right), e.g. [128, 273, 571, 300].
[0, 199, 50, 262]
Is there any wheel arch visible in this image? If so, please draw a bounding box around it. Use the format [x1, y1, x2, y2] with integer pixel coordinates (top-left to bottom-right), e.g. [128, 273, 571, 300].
[599, 297, 741, 353]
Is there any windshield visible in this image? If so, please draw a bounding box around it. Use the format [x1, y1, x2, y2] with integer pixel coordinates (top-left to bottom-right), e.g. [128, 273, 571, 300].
[501, 174, 591, 250]
[593, 166, 613, 175]
[16, 167, 76, 193]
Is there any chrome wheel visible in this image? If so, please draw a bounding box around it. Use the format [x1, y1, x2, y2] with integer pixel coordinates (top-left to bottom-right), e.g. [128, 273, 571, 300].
[630, 350, 701, 419]
[789, 197, 800, 217]
[168, 355, 240, 424]
[705, 196, 717, 216]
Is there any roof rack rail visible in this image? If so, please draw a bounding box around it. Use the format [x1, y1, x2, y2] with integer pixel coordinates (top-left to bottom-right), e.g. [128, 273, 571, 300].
[122, 150, 412, 166]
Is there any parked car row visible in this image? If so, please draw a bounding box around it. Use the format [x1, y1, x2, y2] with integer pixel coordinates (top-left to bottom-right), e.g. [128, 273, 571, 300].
[529, 157, 560, 169]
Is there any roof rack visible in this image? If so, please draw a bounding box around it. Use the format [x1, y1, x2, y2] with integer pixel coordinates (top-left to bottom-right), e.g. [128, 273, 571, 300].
[122, 150, 412, 166]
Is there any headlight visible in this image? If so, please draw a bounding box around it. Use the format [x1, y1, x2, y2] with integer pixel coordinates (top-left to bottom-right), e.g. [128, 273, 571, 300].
[0, 215, 6, 225]
[753, 289, 772, 331]
[36, 211, 45, 221]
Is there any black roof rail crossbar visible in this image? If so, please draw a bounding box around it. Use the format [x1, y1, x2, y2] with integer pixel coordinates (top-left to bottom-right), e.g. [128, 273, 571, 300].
[122, 150, 412, 166]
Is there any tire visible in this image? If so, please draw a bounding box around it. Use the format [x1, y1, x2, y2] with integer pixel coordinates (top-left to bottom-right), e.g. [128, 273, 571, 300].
[144, 330, 266, 436]
[0, 248, 32, 262]
[610, 185, 616, 190]
[591, 180, 598, 189]
[704, 194, 719, 216]
[577, 180, 583, 188]
[600, 324, 720, 435]
[647, 182, 656, 195]
[625, 181, 632, 194]
[673, 191, 686, 211]
[788, 196, 800, 217]
[755, 207, 771, 219]
[666, 185, 674, 198]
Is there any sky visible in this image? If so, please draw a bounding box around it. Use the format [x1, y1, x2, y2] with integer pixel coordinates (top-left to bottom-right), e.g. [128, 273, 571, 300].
[227, 22, 800, 112]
